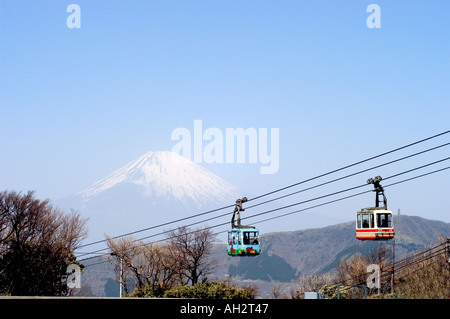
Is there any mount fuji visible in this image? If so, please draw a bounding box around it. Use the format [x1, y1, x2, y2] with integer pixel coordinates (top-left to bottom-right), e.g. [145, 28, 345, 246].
[60, 151, 242, 248]
[79, 151, 240, 207]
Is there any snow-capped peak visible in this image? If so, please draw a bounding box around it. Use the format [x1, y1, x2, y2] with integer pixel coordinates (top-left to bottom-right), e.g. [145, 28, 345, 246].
[78, 151, 240, 206]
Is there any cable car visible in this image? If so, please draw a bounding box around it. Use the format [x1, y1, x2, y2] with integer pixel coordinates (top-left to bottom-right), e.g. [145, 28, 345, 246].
[227, 227, 260, 256]
[227, 197, 260, 256]
[356, 176, 394, 240]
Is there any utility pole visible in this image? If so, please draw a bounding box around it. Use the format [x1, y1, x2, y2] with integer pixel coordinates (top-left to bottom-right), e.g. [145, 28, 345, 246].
[110, 253, 123, 298]
[391, 239, 395, 296]
[119, 258, 123, 298]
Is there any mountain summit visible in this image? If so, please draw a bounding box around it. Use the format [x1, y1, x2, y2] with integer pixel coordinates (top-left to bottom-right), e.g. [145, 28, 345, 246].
[78, 151, 240, 207]
[61, 151, 241, 245]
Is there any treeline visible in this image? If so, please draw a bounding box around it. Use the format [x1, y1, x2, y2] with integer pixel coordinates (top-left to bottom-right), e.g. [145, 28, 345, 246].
[394, 238, 449, 299]
[107, 222, 449, 299]
[106, 226, 256, 298]
[0, 190, 87, 296]
[291, 238, 449, 299]
[0, 190, 253, 298]
[3, 190, 446, 299]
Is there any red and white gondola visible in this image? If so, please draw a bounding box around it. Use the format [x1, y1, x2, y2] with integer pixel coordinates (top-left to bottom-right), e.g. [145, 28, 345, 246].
[356, 176, 394, 240]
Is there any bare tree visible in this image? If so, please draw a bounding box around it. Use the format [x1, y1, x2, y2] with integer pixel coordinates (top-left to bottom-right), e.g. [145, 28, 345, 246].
[106, 235, 182, 296]
[106, 225, 217, 296]
[368, 244, 392, 271]
[106, 236, 139, 294]
[292, 273, 335, 299]
[0, 190, 87, 296]
[395, 237, 450, 299]
[336, 253, 369, 285]
[334, 245, 394, 297]
[167, 226, 217, 285]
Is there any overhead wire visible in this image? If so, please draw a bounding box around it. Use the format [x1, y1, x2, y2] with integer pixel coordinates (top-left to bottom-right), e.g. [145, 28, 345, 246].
[82, 166, 450, 269]
[78, 156, 450, 258]
[247, 130, 450, 202]
[75, 132, 450, 251]
[354, 239, 450, 289]
[246, 142, 450, 211]
[321, 239, 450, 297]
[80, 159, 450, 262]
[76, 154, 450, 257]
[77, 151, 450, 257]
[242, 166, 450, 230]
[190, 162, 450, 241]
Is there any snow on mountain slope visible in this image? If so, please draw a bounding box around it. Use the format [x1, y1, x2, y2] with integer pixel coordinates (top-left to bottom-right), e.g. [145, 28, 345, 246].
[78, 151, 240, 207]
[58, 151, 243, 248]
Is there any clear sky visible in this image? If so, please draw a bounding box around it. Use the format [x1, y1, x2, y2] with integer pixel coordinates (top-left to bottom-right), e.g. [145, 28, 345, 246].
[1, 1, 449, 230]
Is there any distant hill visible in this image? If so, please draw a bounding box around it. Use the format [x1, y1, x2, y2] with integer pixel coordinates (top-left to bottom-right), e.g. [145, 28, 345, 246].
[217, 215, 449, 275]
[79, 214, 450, 298]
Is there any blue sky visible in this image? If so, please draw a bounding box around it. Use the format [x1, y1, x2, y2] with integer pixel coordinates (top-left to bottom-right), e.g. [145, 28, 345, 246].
[1, 1, 449, 229]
